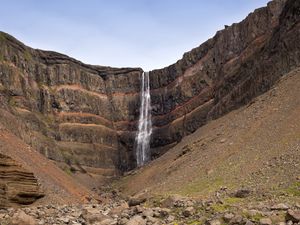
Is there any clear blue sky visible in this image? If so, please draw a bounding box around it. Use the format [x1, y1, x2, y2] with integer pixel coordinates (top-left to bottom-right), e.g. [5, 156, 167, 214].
[0, 0, 269, 70]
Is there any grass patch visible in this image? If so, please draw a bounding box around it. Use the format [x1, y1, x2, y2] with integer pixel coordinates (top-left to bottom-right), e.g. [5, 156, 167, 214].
[242, 211, 263, 222]
[224, 197, 243, 205]
[211, 203, 230, 213]
[8, 96, 17, 107]
[0, 32, 6, 43]
[0, 33, 7, 61]
[284, 182, 300, 196]
[179, 177, 225, 196]
[149, 195, 165, 208]
[24, 49, 32, 62]
[0, 84, 6, 92]
[61, 149, 76, 166]
[186, 221, 203, 225]
[0, 52, 4, 62]
[248, 214, 263, 222]
[63, 167, 73, 176]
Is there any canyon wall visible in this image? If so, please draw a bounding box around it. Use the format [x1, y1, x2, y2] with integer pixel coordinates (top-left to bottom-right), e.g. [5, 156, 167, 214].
[0, 34, 142, 175]
[149, 0, 297, 154]
[0, 0, 299, 178]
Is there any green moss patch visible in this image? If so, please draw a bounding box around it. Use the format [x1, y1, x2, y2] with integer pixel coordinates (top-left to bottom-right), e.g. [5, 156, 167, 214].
[210, 203, 230, 213]
[24, 49, 32, 62]
[224, 197, 243, 205]
[179, 177, 225, 196]
[285, 182, 300, 196]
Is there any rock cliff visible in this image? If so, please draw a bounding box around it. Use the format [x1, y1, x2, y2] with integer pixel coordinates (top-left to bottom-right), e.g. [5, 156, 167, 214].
[0, 0, 299, 180]
[149, 0, 300, 154]
[0, 34, 143, 175]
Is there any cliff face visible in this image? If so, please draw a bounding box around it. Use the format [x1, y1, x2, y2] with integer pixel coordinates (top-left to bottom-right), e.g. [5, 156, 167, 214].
[0, 34, 144, 175]
[0, 0, 299, 178]
[149, 0, 300, 154]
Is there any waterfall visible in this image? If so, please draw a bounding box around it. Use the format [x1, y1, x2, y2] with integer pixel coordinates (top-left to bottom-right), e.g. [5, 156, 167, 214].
[135, 71, 152, 167]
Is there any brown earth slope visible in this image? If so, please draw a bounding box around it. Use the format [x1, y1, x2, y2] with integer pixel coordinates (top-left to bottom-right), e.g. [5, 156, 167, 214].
[116, 67, 300, 200]
[0, 124, 96, 206]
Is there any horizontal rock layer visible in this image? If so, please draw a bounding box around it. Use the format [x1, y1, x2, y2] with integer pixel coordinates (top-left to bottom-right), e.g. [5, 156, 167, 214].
[0, 153, 44, 208]
[0, 0, 299, 174]
[149, 0, 297, 152]
[0, 34, 143, 172]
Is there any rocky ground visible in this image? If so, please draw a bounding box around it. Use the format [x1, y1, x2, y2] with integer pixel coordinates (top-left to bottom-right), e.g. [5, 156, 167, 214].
[0, 191, 300, 225]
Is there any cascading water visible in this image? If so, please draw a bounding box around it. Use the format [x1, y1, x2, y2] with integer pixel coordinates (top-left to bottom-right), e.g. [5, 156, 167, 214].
[135, 71, 152, 167]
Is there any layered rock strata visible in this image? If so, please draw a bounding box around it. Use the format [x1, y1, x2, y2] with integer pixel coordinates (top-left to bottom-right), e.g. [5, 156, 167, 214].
[0, 153, 44, 208]
[0, 34, 142, 173]
[149, 0, 300, 154]
[0, 0, 299, 175]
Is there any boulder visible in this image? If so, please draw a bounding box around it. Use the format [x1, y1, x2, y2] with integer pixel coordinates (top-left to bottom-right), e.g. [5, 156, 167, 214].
[158, 208, 171, 218]
[10, 211, 37, 225]
[271, 203, 289, 210]
[142, 208, 154, 217]
[161, 194, 185, 208]
[109, 202, 129, 216]
[229, 215, 244, 225]
[128, 196, 146, 207]
[259, 218, 272, 225]
[166, 215, 175, 223]
[126, 215, 146, 225]
[82, 207, 111, 224]
[99, 218, 116, 225]
[118, 218, 129, 225]
[234, 189, 251, 198]
[207, 219, 221, 225]
[161, 194, 194, 208]
[183, 207, 195, 217]
[286, 209, 300, 222]
[245, 220, 254, 225]
[223, 213, 235, 222]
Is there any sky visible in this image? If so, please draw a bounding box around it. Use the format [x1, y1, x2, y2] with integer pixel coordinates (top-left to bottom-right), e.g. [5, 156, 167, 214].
[0, 0, 270, 71]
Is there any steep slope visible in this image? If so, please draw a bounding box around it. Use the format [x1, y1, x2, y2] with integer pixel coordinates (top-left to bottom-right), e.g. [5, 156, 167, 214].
[0, 125, 95, 206]
[116, 67, 300, 199]
[0, 0, 299, 186]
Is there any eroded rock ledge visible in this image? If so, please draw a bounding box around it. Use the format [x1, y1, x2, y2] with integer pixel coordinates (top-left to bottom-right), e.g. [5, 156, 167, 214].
[0, 153, 44, 208]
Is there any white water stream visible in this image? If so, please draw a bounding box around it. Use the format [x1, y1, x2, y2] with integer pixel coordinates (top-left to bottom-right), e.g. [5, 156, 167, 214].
[135, 71, 152, 167]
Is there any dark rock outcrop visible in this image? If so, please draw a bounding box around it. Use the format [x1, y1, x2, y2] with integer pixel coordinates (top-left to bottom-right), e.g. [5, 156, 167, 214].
[0, 33, 143, 174]
[149, 0, 300, 154]
[0, 0, 299, 178]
